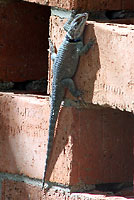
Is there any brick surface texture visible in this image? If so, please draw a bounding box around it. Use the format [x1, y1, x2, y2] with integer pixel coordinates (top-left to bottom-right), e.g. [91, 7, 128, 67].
[49, 16, 134, 113]
[1, 180, 44, 200]
[1, 180, 134, 200]
[0, 2, 50, 82]
[0, 93, 50, 179]
[0, 2, 134, 199]
[24, 0, 134, 10]
[0, 93, 133, 186]
[47, 105, 134, 185]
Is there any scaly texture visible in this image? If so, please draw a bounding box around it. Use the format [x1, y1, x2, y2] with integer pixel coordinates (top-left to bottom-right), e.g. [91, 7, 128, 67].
[42, 12, 94, 189]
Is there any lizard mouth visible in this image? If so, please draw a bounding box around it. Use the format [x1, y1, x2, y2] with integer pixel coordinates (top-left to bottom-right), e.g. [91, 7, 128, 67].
[75, 13, 88, 23]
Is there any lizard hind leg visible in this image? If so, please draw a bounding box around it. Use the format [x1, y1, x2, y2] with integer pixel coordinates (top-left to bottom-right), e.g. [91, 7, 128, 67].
[61, 78, 82, 98]
[61, 78, 87, 107]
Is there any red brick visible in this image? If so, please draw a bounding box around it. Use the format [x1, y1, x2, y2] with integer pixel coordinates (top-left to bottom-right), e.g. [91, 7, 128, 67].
[121, 0, 134, 9]
[0, 2, 50, 82]
[74, 0, 122, 10]
[1, 180, 133, 200]
[47, 17, 65, 95]
[1, 180, 44, 200]
[49, 16, 134, 113]
[0, 92, 50, 179]
[47, 106, 134, 185]
[0, 93, 133, 186]
[24, 0, 134, 10]
[80, 20, 134, 113]
[115, 186, 134, 198]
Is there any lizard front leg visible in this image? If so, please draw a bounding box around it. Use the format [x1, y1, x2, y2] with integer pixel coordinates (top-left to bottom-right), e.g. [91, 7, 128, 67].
[48, 38, 57, 62]
[79, 39, 95, 56]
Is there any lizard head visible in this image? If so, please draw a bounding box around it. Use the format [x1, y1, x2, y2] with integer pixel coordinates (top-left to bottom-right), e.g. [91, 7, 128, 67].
[66, 13, 88, 40]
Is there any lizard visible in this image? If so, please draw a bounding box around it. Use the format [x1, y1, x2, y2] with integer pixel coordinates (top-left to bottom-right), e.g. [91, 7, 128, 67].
[42, 11, 95, 189]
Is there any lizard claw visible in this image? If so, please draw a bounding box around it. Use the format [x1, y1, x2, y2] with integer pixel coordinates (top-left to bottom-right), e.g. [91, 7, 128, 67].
[88, 38, 96, 46]
[80, 96, 88, 107]
[75, 89, 83, 98]
[76, 90, 87, 107]
[71, 10, 77, 17]
[77, 96, 87, 107]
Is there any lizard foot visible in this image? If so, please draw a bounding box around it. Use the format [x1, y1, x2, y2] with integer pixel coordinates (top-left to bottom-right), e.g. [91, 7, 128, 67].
[76, 91, 88, 107]
[75, 89, 83, 98]
[77, 96, 88, 107]
[87, 38, 96, 49]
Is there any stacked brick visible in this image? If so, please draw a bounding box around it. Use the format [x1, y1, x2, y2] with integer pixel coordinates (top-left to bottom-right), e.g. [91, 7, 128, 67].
[49, 17, 134, 113]
[42, 0, 134, 198]
[2, 180, 133, 200]
[0, 2, 49, 82]
[0, 93, 134, 199]
[0, 0, 134, 199]
[25, 0, 134, 10]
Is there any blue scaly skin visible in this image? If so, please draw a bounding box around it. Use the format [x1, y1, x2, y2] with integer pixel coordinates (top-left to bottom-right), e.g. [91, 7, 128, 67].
[42, 12, 95, 189]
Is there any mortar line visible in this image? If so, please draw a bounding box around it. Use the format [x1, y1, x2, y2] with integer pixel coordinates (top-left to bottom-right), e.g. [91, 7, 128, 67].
[0, 172, 71, 192]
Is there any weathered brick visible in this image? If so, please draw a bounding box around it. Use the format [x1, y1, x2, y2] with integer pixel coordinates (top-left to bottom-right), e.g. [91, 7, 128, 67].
[1, 180, 44, 200]
[0, 93, 50, 179]
[47, 105, 134, 185]
[49, 16, 134, 113]
[1, 179, 133, 200]
[115, 186, 134, 198]
[0, 2, 50, 82]
[0, 93, 133, 186]
[24, 0, 134, 10]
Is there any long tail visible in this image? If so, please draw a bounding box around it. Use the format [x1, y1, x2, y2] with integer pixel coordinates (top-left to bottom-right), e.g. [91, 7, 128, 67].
[42, 99, 62, 189]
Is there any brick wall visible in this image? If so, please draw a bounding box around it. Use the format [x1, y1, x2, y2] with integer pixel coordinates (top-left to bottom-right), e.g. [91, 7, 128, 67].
[24, 0, 134, 10]
[0, 0, 134, 199]
[0, 93, 133, 200]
